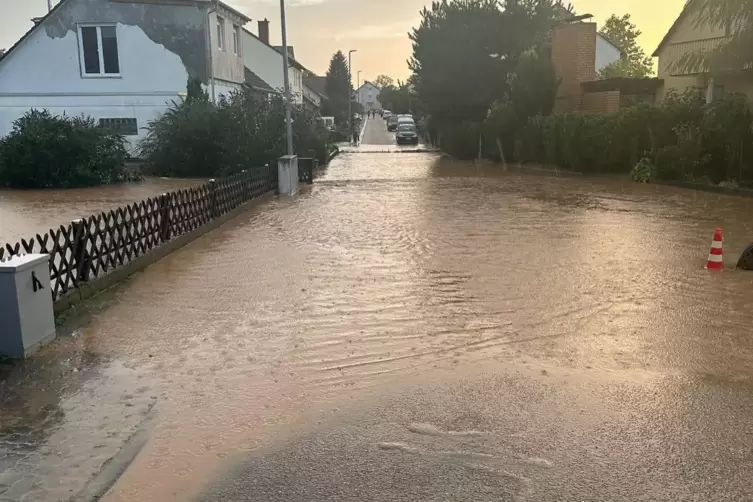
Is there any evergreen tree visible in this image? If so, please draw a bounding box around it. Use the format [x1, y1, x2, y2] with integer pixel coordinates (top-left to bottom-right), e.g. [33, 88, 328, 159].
[323, 51, 351, 127]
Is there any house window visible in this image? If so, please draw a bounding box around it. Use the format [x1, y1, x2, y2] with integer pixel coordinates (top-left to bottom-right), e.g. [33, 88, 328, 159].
[217, 16, 225, 51]
[78, 25, 120, 76]
[99, 118, 138, 136]
[232, 25, 241, 55]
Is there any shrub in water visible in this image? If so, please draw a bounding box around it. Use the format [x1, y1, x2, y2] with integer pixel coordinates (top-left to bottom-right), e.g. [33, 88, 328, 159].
[0, 109, 128, 188]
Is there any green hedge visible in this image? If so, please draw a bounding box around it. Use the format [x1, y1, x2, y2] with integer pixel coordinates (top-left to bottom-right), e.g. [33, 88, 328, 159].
[0, 110, 130, 189]
[139, 89, 330, 178]
[521, 91, 753, 184]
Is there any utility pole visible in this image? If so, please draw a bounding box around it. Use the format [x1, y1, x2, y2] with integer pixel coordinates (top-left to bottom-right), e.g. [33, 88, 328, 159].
[280, 0, 294, 156]
[348, 49, 357, 143]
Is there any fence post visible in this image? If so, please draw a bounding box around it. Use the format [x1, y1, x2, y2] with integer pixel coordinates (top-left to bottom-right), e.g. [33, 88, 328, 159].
[208, 179, 217, 218]
[158, 193, 171, 242]
[72, 219, 90, 282]
[242, 170, 250, 201]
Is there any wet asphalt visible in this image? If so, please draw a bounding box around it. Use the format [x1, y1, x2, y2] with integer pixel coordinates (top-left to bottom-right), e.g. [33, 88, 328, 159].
[6, 117, 753, 501]
[194, 118, 753, 501]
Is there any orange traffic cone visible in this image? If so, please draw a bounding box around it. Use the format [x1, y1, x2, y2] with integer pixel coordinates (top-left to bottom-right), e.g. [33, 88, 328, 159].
[706, 228, 724, 270]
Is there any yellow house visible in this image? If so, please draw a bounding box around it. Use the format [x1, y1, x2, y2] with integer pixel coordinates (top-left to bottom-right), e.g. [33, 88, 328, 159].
[653, 4, 753, 102]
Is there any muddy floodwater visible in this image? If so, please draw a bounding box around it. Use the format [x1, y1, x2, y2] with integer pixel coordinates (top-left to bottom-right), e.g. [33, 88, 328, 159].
[5, 118, 753, 501]
[0, 177, 202, 245]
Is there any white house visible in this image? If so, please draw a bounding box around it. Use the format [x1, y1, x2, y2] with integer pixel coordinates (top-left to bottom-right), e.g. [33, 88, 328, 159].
[302, 75, 326, 110]
[242, 19, 306, 104]
[356, 81, 381, 111]
[0, 0, 250, 153]
[595, 33, 622, 74]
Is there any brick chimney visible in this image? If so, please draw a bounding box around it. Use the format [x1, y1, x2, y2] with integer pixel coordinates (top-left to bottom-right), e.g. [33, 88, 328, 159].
[552, 22, 597, 112]
[258, 18, 270, 45]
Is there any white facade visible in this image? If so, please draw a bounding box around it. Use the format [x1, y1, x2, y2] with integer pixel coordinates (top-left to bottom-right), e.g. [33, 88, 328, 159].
[0, 0, 248, 155]
[242, 31, 303, 104]
[595, 34, 622, 73]
[356, 82, 381, 111]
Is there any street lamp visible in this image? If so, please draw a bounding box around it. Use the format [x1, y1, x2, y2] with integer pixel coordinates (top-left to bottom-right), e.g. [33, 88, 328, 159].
[279, 0, 294, 156]
[348, 49, 357, 142]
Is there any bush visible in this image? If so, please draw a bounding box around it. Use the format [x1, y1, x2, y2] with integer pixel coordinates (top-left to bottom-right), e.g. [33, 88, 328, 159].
[516, 90, 753, 184]
[630, 157, 656, 183]
[0, 110, 129, 188]
[140, 89, 329, 177]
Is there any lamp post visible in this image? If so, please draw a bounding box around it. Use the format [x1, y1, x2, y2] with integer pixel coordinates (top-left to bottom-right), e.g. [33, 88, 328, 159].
[279, 0, 294, 156]
[348, 49, 357, 143]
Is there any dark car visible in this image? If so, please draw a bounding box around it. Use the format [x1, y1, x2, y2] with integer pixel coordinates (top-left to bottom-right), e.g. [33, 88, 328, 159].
[387, 115, 399, 132]
[396, 123, 419, 145]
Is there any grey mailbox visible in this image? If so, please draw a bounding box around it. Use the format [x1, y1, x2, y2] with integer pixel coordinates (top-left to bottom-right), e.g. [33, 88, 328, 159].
[0, 254, 56, 358]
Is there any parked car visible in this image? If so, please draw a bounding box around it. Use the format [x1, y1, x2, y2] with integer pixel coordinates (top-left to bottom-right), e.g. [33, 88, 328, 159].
[387, 115, 399, 131]
[396, 123, 419, 145]
[383, 110, 392, 119]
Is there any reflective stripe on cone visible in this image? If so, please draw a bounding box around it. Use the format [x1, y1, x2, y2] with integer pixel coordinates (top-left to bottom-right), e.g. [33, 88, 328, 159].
[706, 228, 724, 270]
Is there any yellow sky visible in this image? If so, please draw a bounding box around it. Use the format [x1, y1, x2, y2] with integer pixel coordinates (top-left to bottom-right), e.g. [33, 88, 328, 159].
[1, 0, 687, 82]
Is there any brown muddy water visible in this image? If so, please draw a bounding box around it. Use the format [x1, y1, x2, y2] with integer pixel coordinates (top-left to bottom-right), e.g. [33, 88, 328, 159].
[6, 121, 753, 501]
[0, 178, 202, 245]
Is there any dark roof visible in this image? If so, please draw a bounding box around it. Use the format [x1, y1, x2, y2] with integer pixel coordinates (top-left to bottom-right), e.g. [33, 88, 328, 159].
[242, 28, 309, 72]
[244, 67, 277, 94]
[581, 77, 664, 94]
[303, 75, 327, 98]
[652, 4, 690, 57]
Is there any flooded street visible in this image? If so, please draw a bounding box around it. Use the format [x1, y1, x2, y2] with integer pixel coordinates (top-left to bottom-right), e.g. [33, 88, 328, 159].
[0, 177, 202, 245]
[5, 117, 753, 501]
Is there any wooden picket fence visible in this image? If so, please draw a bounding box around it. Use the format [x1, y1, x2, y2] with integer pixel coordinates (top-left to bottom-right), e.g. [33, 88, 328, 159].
[0, 165, 280, 302]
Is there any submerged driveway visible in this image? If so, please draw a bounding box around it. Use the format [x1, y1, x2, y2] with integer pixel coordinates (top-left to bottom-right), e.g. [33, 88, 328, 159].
[5, 117, 753, 501]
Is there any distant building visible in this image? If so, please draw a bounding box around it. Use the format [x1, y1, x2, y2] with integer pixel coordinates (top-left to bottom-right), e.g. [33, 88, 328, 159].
[356, 81, 381, 111]
[0, 0, 250, 152]
[652, 3, 752, 103]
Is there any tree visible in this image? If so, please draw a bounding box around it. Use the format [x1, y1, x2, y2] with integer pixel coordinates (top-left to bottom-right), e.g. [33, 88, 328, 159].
[676, 0, 753, 74]
[378, 80, 417, 114]
[597, 14, 653, 78]
[409, 0, 572, 158]
[374, 75, 395, 89]
[323, 51, 351, 127]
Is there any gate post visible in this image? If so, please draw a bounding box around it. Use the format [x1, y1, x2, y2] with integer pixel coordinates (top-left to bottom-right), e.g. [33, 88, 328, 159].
[158, 193, 171, 242]
[278, 155, 298, 196]
[72, 219, 90, 282]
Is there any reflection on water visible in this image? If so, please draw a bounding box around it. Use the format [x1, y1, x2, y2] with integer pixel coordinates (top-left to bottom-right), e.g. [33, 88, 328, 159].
[9, 147, 753, 501]
[0, 177, 203, 245]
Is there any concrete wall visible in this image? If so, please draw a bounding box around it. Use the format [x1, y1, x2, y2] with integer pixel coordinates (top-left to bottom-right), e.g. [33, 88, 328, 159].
[552, 22, 597, 112]
[0, 0, 211, 153]
[242, 31, 303, 104]
[595, 35, 621, 73]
